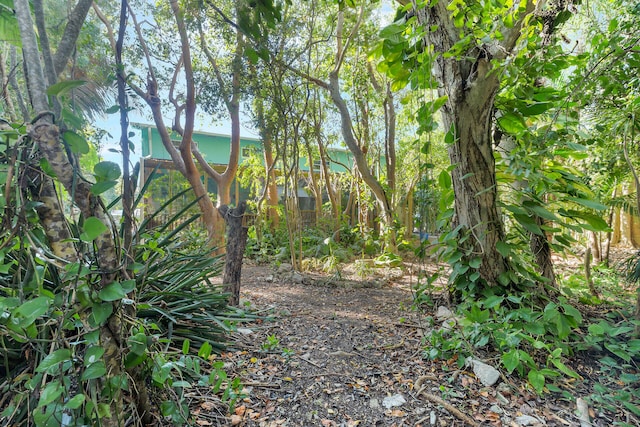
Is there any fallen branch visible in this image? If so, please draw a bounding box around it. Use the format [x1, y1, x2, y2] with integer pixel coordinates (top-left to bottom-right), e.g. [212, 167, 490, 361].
[415, 374, 478, 427]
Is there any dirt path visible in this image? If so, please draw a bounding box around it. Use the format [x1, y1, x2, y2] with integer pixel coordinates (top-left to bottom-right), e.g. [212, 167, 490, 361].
[203, 263, 559, 427]
[186, 253, 640, 427]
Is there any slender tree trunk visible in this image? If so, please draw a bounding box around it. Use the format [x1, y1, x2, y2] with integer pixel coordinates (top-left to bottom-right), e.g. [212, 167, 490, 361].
[220, 202, 248, 306]
[0, 48, 17, 121]
[304, 137, 322, 224]
[529, 216, 557, 291]
[254, 97, 280, 228]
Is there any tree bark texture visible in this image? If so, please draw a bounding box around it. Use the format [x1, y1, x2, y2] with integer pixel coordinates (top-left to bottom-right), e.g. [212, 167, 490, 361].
[220, 201, 248, 306]
[413, 1, 533, 286]
[14, 1, 126, 423]
[529, 216, 557, 291]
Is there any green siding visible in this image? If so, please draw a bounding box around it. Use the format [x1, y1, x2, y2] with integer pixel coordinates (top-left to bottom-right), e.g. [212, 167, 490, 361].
[136, 124, 354, 173]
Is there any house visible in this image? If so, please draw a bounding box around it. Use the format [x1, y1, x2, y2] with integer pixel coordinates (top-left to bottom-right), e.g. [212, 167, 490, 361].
[135, 124, 354, 219]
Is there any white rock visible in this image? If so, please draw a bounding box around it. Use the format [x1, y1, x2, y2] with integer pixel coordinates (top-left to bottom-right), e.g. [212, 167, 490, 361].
[265, 274, 274, 282]
[369, 398, 380, 409]
[382, 394, 406, 409]
[466, 357, 501, 386]
[435, 306, 455, 320]
[236, 328, 253, 335]
[430, 410, 437, 425]
[515, 415, 543, 426]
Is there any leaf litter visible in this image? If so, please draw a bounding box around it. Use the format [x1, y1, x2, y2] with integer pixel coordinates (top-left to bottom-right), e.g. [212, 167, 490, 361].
[189, 261, 633, 427]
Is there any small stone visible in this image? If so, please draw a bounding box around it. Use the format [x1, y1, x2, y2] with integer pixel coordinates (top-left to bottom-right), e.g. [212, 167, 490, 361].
[277, 263, 293, 273]
[265, 274, 274, 282]
[291, 272, 304, 283]
[369, 398, 380, 409]
[489, 405, 503, 414]
[430, 410, 437, 425]
[515, 415, 543, 426]
[435, 306, 454, 320]
[382, 394, 406, 409]
[236, 328, 253, 335]
[496, 392, 509, 405]
[466, 357, 501, 386]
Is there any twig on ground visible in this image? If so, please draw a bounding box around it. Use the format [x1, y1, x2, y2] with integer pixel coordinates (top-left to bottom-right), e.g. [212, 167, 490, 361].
[414, 374, 479, 427]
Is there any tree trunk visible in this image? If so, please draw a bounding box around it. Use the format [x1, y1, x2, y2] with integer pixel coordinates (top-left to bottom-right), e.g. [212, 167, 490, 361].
[14, 0, 144, 422]
[413, 1, 534, 287]
[444, 100, 509, 284]
[220, 201, 248, 306]
[530, 216, 557, 291]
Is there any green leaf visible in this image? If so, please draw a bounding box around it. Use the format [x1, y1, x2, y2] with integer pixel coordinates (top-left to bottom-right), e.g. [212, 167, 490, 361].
[90, 302, 113, 326]
[550, 358, 580, 379]
[528, 369, 545, 393]
[38, 380, 63, 406]
[98, 282, 125, 302]
[105, 105, 120, 114]
[15, 296, 52, 327]
[64, 394, 86, 410]
[172, 380, 191, 388]
[469, 257, 482, 269]
[84, 346, 105, 366]
[444, 123, 456, 144]
[128, 332, 148, 356]
[502, 349, 521, 373]
[124, 351, 147, 369]
[438, 170, 452, 190]
[94, 161, 121, 181]
[198, 342, 213, 359]
[588, 323, 605, 336]
[36, 349, 72, 374]
[81, 361, 106, 380]
[566, 197, 607, 211]
[482, 295, 503, 309]
[496, 241, 511, 257]
[80, 217, 108, 242]
[62, 130, 90, 154]
[121, 280, 136, 293]
[497, 112, 527, 134]
[519, 101, 553, 116]
[513, 214, 543, 235]
[182, 339, 190, 355]
[46, 80, 86, 97]
[0, 6, 22, 47]
[90, 181, 118, 195]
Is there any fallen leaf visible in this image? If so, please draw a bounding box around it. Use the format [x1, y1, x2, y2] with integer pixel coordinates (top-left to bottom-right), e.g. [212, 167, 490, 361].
[195, 420, 212, 426]
[230, 414, 243, 425]
[235, 405, 246, 416]
[387, 409, 406, 417]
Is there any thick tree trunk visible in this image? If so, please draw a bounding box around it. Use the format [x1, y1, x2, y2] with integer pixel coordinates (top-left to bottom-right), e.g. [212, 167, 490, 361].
[220, 201, 248, 306]
[443, 100, 509, 284]
[413, 1, 533, 287]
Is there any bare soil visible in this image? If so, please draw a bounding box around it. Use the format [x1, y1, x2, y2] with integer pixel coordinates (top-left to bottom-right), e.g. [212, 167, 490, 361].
[187, 259, 634, 427]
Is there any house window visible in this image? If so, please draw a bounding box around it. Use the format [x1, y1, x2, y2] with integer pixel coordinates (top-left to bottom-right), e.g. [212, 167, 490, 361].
[313, 159, 321, 171]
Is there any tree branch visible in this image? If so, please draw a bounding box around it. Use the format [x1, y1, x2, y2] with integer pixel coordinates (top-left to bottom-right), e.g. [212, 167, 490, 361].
[53, 0, 94, 77]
